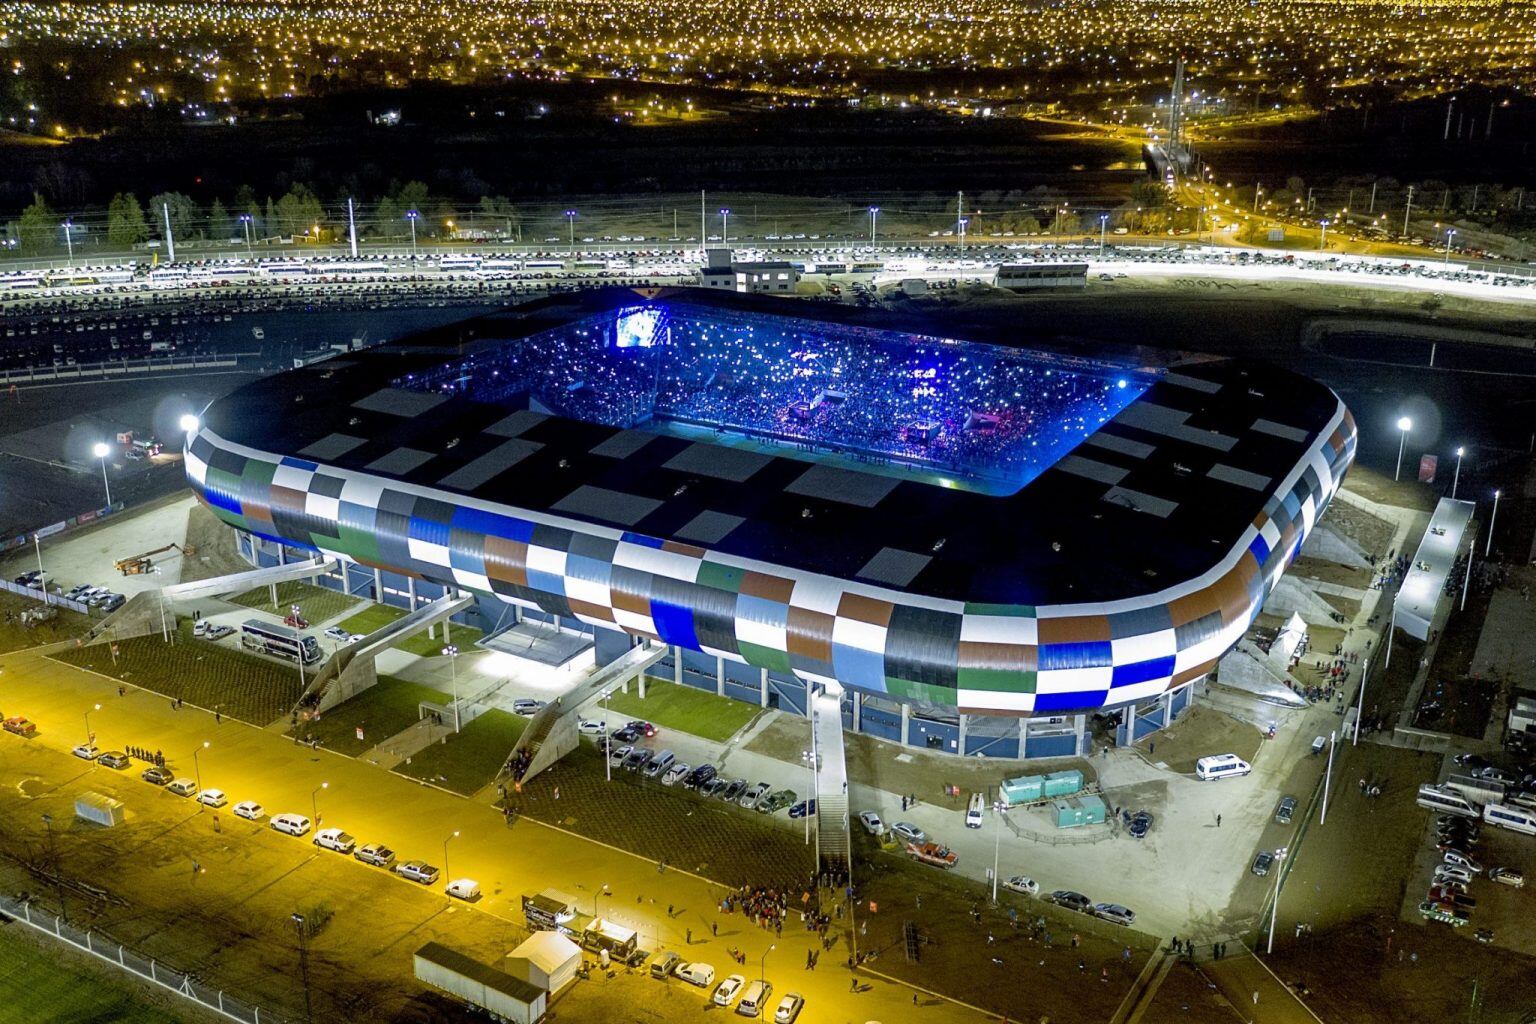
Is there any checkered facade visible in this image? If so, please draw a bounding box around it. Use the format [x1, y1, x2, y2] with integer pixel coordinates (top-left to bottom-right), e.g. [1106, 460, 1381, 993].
[185, 403, 1354, 716]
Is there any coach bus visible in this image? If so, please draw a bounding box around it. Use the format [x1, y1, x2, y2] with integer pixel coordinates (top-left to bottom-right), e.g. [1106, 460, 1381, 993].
[240, 618, 322, 665]
[438, 256, 481, 272]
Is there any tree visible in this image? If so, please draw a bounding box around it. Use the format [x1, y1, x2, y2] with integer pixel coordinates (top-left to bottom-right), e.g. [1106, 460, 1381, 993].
[106, 192, 150, 248]
[1129, 180, 1169, 211]
[276, 184, 325, 238]
[478, 195, 520, 239]
[207, 198, 234, 241]
[148, 191, 200, 241]
[17, 193, 57, 253]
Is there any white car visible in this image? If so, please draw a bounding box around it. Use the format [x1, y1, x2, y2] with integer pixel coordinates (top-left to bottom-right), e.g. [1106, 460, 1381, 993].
[446, 878, 481, 901]
[322, 626, 359, 643]
[774, 992, 805, 1023]
[892, 821, 926, 844]
[858, 811, 883, 835]
[677, 962, 715, 988]
[197, 788, 228, 808]
[232, 801, 265, 821]
[71, 742, 100, 760]
[512, 698, 546, 716]
[578, 719, 607, 736]
[165, 778, 198, 797]
[313, 828, 356, 854]
[269, 813, 312, 836]
[663, 762, 692, 786]
[396, 860, 440, 884]
[1003, 875, 1039, 897]
[1443, 850, 1484, 874]
[713, 975, 745, 1006]
[1434, 864, 1474, 886]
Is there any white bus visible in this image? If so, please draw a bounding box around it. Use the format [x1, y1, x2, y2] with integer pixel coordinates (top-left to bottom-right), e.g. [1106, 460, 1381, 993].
[1417, 783, 1479, 818]
[263, 261, 308, 278]
[438, 256, 481, 272]
[1483, 802, 1536, 835]
[240, 618, 322, 665]
[1195, 754, 1252, 782]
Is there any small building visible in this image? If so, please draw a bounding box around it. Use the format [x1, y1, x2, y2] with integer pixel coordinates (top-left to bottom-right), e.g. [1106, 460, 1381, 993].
[414, 942, 546, 1024]
[1510, 689, 1536, 742]
[698, 248, 799, 294]
[508, 931, 581, 994]
[1000, 775, 1043, 806]
[74, 791, 124, 827]
[1053, 793, 1107, 829]
[993, 263, 1088, 290]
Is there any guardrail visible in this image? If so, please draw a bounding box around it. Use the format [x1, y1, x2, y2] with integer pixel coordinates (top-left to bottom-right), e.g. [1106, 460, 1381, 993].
[0, 893, 289, 1024]
[0, 355, 243, 386]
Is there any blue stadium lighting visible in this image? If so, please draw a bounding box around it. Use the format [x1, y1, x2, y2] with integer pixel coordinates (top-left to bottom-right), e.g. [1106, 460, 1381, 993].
[612, 306, 666, 348]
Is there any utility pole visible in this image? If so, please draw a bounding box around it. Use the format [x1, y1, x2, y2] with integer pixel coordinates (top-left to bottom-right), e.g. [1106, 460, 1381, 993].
[1369, 181, 1377, 214]
[956, 191, 964, 250]
[163, 202, 176, 262]
[1402, 185, 1415, 239]
[292, 912, 313, 1022]
[347, 198, 358, 258]
[41, 813, 68, 923]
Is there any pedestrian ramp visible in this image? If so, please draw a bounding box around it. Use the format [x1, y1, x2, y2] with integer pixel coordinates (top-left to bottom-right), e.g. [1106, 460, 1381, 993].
[501, 641, 667, 786]
[298, 593, 475, 715]
[160, 556, 337, 604]
[810, 684, 851, 876]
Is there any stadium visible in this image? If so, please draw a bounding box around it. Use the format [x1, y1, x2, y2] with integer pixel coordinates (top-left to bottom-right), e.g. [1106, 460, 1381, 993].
[185, 287, 1355, 758]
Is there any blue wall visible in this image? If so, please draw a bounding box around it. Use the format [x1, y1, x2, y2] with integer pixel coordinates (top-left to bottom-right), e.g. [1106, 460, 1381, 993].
[1025, 731, 1079, 759]
[965, 730, 1020, 759]
[910, 717, 958, 753]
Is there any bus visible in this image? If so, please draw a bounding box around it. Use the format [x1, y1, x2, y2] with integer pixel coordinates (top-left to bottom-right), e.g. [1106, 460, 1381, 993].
[240, 618, 322, 665]
[1483, 802, 1536, 835]
[438, 256, 481, 272]
[1417, 783, 1479, 818]
[263, 262, 308, 278]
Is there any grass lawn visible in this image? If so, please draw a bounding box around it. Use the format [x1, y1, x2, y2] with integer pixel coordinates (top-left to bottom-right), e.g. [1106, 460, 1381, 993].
[0, 926, 188, 1024]
[0, 590, 89, 653]
[51, 620, 304, 725]
[294, 675, 452, 756]
[392, 707, 526, 794]
[231, 580, 358, 625]
[333, 602, 482, 656]
[600, 677, 761, 742]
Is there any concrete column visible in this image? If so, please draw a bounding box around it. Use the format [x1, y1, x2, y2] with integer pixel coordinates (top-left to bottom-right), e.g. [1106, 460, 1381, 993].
[373, 567, 383, 603]
[900, 702, 911, 746]
[1161, 691, 1173, 727]
[958, 713, 968, 754]
[1074, 714, 1087, 756]
[407, 576, 417, 611]
[269, 581, 278, 606]
[673, 646, 683, 686]
[852, 691, 862, 731]
[1019, 716, 1030, 757]
[716, 656, 725, 697]
[638, 673, 647, 699]
[513, 603, 524, 624]
[760, 668, 769, 708]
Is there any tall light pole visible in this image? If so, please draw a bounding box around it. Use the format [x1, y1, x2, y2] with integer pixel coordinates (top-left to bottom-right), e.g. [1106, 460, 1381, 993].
[868, 206, 879, 247]
[292, 912, 313, 1022]
[406, 210, 419, 257]
[83, 702, 101, 747]
[62, 219, 74, 266]
[443, 644, 461, 733]
[443, 829, 459, 879]
[311, 781, 328, 826]
[1452, 446, 1465, 499]
[1265, 845, 1288, 953]
[990, 811, 1002, 903]
[1486, 489, 1501, 557]
[1319, 218, 1329, 250]
[1321, 730, 1336, 824]
[193, 740, 210, 801]
[958, 216, 969, 254]
[239, 214, 254, 259]
[1352, 658, 1369, 745]
[594, 882, 610, 918]
[757, 944, 775, 1018]
[1394, 417, 1412, 481]
[565, 209, 577, 253]
[1443, 228, 1457, 266]
[719, 208, 731, 243]
[92, 442, 113, 506]
[1098, 214, 1108, 255]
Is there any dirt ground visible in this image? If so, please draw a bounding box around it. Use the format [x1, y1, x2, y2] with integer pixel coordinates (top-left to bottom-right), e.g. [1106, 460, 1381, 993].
[1288, 555, 1372, 590]
[1139, 959, 1246, 1023]
[1319, 500, 1398, 560]
[1336, 466, 1438, 514]
[1411, 574, 1498, 736]
[178, 504, 249, 583]
[1136, 705, 1264, 774]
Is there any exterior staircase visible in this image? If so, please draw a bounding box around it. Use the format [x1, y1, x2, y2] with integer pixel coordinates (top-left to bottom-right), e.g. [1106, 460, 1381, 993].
[810, 684, 851, 877]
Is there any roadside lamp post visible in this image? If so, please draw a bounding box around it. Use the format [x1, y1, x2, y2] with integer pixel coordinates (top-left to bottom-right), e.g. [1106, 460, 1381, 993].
[1394, 417, 1412, 481]
[63, 219, 74, 266]
[406, 210, 419, 257]
[92, 442, 113, 506]
[42, 813, 67, 922]
[758, 944, 775, 1018]
[1486, 489, 1501, 557]
[1321, 730, 1336, 825]
[193, 740, 209, 803]
[1452, 447, 1465, 499]
[311, 781, 328, 827]
[1265, 845, 1289, 953]
[990, 810, 1003, 903]
[1319, 218, 1329, 250]
[83, 702, 100, 747]
[443, 829, 459, 880]
[1443, 228, 1457, 266]
[292, 912, 313, 1022]
[720, 208, 731, 243]
[868, 206, 879, 247]
[1099, 214, 1108, 255]
[442, 644, 461, 733]
[565, 209, 577, 253]
[594, 882, 610, 918]
[958, 217, 969, 254]
[179, 414, 200, 437]
[603, 688, 613, 783]
[1352, 659, 1369, 746]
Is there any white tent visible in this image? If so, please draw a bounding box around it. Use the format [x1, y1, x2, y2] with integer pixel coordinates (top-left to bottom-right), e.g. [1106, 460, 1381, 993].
[507, 931, 581, 994]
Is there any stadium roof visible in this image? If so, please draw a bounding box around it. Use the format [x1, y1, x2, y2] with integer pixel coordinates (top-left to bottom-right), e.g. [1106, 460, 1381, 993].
[199, 287, 1345, 608]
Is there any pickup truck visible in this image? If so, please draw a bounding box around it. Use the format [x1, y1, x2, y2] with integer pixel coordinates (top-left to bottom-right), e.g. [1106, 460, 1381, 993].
[905, 842, 958, 869]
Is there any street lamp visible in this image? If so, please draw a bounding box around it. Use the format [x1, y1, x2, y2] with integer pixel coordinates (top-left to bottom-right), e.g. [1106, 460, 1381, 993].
[1487, 489, 1501, 557]
[193, 740, 210, 800]
[405, 210, 419, 257]
[238, 213, 253, 258]
[1394, 417, 1412, 482]
[292, 912, 313, 1022]
[757, 944, 775, 1018]
[311, 781, 328, 826]
[179, 413, 200, 436]
[1319, 218, 1329, 250]
[719, 208, 731, 242]
[1452, 446, 1465, 499]
[443, 644, 461, 733]
[62, 219, 74, 266]
[868, 206, 879, 247]
[83, 702, 100, 747]
[1098, 213, 1108, 255]
[92, 442, 113, 506]
[594, 882, 610, 918]
[1443, 228, 1457, 266]
[443, 829, 459, 880]
[565, 209, 577, 252]
[1265, 845, 1289, 953]
[958, 216, 969, 254]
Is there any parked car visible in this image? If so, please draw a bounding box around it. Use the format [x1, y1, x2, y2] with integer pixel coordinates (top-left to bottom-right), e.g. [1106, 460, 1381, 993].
[1128, 811, 1153, 839]
[165, 778, 198, 797]
[71, 742, 100, 760]
[713, 974, 745, 1007]
[891, 822, 926, 844]
[1274, 796, 1297, 825]
[623, 747, 653, 772]
[721, 779, 748, 802]
[1003, 876, 1039, 897]
[354, 843, 395, 867]
[203, 623, 233, 640]
[684, 764, 718, 789]
[757, 790, 796, 814]
[611, 726, 641, 744]
[1434, 864, 1474, 886]
[396, 860, 440, 884]
[2, 716, 37, 737]
[322, 626, 359, 643]
[608, 744, 633, 766]
[512, 698, 546, 717]
[1252, 851, 1275, 876]
[650, 951, 682, 979]
[1443, 850, 1484, 873]
[446, 879, 481, 901]
[1490, 867, 1525, 887]
[788, 799, 817, 819]
[628, 720, 657, 738]
[858, 811, 884, 835]
[1049, 891, 1092, 913]
[662, 762, 692, 786]
[1475, 766, 1518, 785]
[1453, 753, 1493, 771]
[773, 992, 805, 1023]
[740, 782, 771, 808]
[701, 777, 731, 799]
[1093, 903, 1136, 926]
[97, 750, 130, 769]
[141, 765, 173, 785]
[578, 719, 607, 736]
[233, 801, 265, 821]
[193, 619, 209, 637]
[313, 828, 357, 854]
[676, 962, 716, 988]
[197, 788, 228, 808]
[270, 813, 312, 836]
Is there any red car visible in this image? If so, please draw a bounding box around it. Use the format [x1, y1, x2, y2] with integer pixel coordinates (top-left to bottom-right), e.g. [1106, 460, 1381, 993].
[627, 720, 657, 738]
[3, 716, 37, 737]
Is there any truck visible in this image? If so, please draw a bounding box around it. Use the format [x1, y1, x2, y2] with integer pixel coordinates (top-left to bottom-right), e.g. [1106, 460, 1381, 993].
[521, 889, 581, 933]
[580, 918, 639, 960]
[75, 791, 125, 827]
[413, 942, 546, 1022]
[905, 842, 959, 869]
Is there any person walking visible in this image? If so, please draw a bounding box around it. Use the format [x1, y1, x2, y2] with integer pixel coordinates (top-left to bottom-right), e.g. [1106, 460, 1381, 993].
[1216, 813, 1222, 828]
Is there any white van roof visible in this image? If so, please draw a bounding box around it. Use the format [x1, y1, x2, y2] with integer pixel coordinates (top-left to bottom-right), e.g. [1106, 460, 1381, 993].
[1198, 754, 1243, 766]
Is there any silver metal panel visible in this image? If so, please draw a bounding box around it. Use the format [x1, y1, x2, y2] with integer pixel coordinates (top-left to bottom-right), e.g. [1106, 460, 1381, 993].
[298, 433, 368, 461]
[1207, 463, 1271, 491]
[551, 485, 663, 527]
[664, 442, 773, 482]
[1103, 487, 1177, 518]
[785, 464, 900, 507]
[437, 439, 544, 491]
[365, 448, 436, 476]
[1252, 418, 1309, 443]
[1056, 455, 1130, 486]
[676, 511, 746, 544]
[1161, 372, 1222, 394]
[351, 387, 448, 418]
[857, 548, 932, 587]
[590, 429, 658, 459]
[487, 410, 549, 438]
[1085, 431, 1156, 460]
[1116, 402, 1237, 452]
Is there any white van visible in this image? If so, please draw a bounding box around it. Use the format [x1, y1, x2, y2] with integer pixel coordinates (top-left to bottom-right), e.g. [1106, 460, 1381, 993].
[1483, 802, 1536, 835]
[1195, 754, 1252, 781]
[737, 979, 773, 1017]
[1417, 783, 1479, 818]
[965, 792, 985, 829]
[676, 962, 716, 988]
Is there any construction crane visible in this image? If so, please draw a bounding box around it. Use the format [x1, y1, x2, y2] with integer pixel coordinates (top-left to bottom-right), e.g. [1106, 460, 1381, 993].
[114, 542, 191, 576]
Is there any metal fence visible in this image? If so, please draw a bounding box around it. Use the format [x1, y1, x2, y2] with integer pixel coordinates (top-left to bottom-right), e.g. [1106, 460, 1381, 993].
[0, 893, 287, 1024]
[0, 354, 243, 386]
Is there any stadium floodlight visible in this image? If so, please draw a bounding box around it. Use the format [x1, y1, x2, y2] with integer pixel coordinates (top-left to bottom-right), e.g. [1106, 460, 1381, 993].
[92, 442, 112, 506]
[405, 210, 420, 257]
[719, 208, 731, 242]
[1452, 446, 1465, 499]
[1394, 416, 1412, 481]
[565, 209, 578, 253]
[179, 414, 200, 434]
[868, 206, 880, 247]
[1443, 227, 1457, 266]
